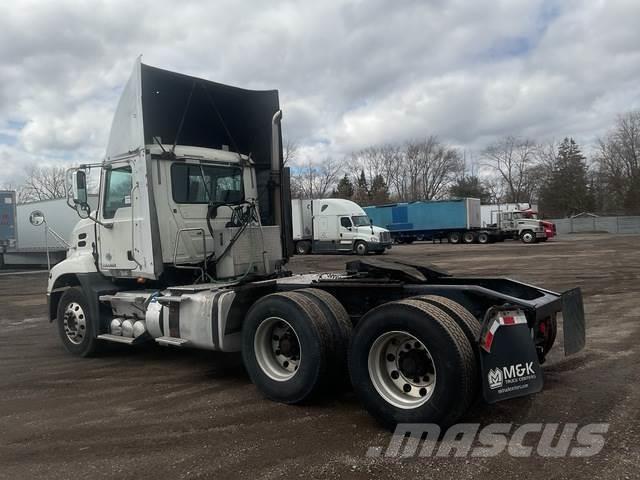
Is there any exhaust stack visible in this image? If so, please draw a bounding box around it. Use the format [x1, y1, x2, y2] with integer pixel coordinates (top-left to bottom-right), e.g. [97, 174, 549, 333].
[271, 110, 283, 227]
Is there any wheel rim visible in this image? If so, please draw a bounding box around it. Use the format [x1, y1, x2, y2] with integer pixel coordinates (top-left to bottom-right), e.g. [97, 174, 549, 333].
[450, 234, 459, 243]
[368, 331, 436, 409]
[523, 232, 533, 242]
[479, 234, 488, 243]
[464, 233, 474, 243]
[356, 243, 366, 254]
[63, 301, 87, 345]
[254, 317, 301, 382]
[297, 244, 305, 254]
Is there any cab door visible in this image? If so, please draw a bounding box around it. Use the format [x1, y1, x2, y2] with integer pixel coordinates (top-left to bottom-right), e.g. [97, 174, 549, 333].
[338, 216, 355, 251]
[96, 162, 138, 273]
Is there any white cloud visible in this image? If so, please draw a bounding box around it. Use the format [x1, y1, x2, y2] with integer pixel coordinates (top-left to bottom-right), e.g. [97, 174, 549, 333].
[1, 0, 639, 185]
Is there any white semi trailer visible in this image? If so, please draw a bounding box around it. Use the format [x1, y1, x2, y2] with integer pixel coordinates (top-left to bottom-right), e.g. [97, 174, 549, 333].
[292, 198, 392, 255]
[0, 196, 99, 267]
[47, 60, 586, 428]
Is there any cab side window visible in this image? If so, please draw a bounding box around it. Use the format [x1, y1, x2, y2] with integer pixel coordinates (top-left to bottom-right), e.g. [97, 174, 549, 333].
[103, 166, 132, 219]
[340, 217, 352, 228]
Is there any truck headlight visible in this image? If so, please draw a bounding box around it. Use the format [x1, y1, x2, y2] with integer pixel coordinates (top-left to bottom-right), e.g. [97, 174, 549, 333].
[370, 236, 380, 242]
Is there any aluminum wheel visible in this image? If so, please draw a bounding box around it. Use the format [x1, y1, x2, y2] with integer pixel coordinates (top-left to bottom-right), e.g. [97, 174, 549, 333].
[368, 331, 436, 409]
[254, 317, 301, 382]
[521, 231, 535, 243]
[63, 301, 87, 345]
[355, 242, 368, 255]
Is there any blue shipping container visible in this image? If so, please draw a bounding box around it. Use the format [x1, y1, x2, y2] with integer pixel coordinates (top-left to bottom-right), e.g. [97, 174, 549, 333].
[0, 191, 17, 246]
[364, 198, 481, 236]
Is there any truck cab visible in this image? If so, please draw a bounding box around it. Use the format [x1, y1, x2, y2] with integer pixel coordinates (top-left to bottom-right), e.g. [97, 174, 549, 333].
[292, 198, 392, 255]
[496, 210, 547, 243]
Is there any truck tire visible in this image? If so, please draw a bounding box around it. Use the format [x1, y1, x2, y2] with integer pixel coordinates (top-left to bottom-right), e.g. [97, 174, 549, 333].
[242, 292, 333, 404]
[354, 241, 368, 255]
[295, 241, 311, 255]
[409, 295, 481, 398]
[477, 232, 490, 244]
[521, 230, 537, 244]
[410, 295, 481, 344]
[462, 231, 476, 244]
[349, 299, 476, 429]
[448, 232, 461, 244]
[56, 287, 101, 357]
[296, 289, 352, 384]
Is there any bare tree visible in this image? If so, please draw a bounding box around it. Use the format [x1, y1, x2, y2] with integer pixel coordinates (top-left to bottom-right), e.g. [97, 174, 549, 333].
[408, 137, 464, 200]
[283, 138, 299, 167]
[482, 136, 538, 203]
[291, 157, 342, 199]
[596, 111, 640, 213]
[349, 138, 461, 202]
[17, 165, 69, 203]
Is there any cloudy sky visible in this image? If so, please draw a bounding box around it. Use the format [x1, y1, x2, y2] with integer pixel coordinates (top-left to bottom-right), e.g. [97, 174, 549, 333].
[1, 0, 639, 186]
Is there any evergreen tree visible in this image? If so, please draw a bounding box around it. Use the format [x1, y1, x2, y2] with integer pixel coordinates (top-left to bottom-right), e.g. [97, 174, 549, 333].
[539, 138, 594, 217]
[449, 176, 490, 203]
[353, 170, 370, 205]
[369, 174, 390, 205]
[334, 174, 354, 199]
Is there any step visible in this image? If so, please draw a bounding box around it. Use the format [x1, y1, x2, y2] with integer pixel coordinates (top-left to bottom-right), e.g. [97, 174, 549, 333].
[155, 336, 189, 347]
[97, 334, 138, 345]
[155, 295, 188, 305]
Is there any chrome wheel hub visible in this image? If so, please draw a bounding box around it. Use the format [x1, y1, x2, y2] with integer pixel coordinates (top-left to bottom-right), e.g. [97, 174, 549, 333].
[63, 302, 87, 345]
[368, 331, 436, 409]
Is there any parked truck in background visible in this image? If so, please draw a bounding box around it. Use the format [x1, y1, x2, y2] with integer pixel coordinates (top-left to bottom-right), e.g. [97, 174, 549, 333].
[364, 198, 503, 244]
[45, 59, 585, 429]
[292, 198, 392, 255]
[482, 202, 556, 242]
[365, 198, 548, 244]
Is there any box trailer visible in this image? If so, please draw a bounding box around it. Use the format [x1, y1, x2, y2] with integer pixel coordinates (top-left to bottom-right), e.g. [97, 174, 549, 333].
[364, 198, 503, 244]
[365, 199, 549, 245]
[1, 195, 99, 266]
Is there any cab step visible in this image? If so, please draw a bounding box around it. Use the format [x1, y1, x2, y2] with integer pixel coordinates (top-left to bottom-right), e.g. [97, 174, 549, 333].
[155, 336, 189, 347]
[97, 334, 140, 345]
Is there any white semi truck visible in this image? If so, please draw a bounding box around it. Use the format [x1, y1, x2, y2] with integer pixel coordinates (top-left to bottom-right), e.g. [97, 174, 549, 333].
[47, 60, 586, 428]
[292, 198, 392, 255]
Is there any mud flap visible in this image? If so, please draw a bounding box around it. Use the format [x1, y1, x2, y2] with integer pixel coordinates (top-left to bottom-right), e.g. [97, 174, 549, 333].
[562, 287, 586, 356]
[479, 310, 544, 404]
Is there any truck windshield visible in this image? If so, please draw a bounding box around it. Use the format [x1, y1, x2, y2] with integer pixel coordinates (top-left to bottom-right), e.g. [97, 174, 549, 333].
[352, 215, 371, 227]
[171, 163, 243, 204]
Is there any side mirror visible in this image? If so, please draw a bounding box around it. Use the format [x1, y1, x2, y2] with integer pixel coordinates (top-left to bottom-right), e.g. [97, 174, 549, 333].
[29, 210, 45, 227]
[72, 170, 88, 206]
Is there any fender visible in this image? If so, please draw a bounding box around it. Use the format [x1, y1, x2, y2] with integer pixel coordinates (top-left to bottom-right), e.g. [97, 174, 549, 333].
[48, 253, 118, 334]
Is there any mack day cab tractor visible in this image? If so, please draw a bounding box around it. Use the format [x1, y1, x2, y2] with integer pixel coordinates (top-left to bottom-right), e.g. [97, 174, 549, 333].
[48, 59, 586, 429]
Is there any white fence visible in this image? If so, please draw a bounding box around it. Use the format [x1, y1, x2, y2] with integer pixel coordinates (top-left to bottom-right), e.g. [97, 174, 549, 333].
[551, 216, 640, 235]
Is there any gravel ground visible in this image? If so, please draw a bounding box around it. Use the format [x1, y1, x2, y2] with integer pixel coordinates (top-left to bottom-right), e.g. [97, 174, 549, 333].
[0, 234, 638, 479]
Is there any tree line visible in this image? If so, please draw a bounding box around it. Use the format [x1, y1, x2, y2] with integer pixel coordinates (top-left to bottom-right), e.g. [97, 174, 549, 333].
[4, 111, 640, 218]
[290, 110, 640, 218]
